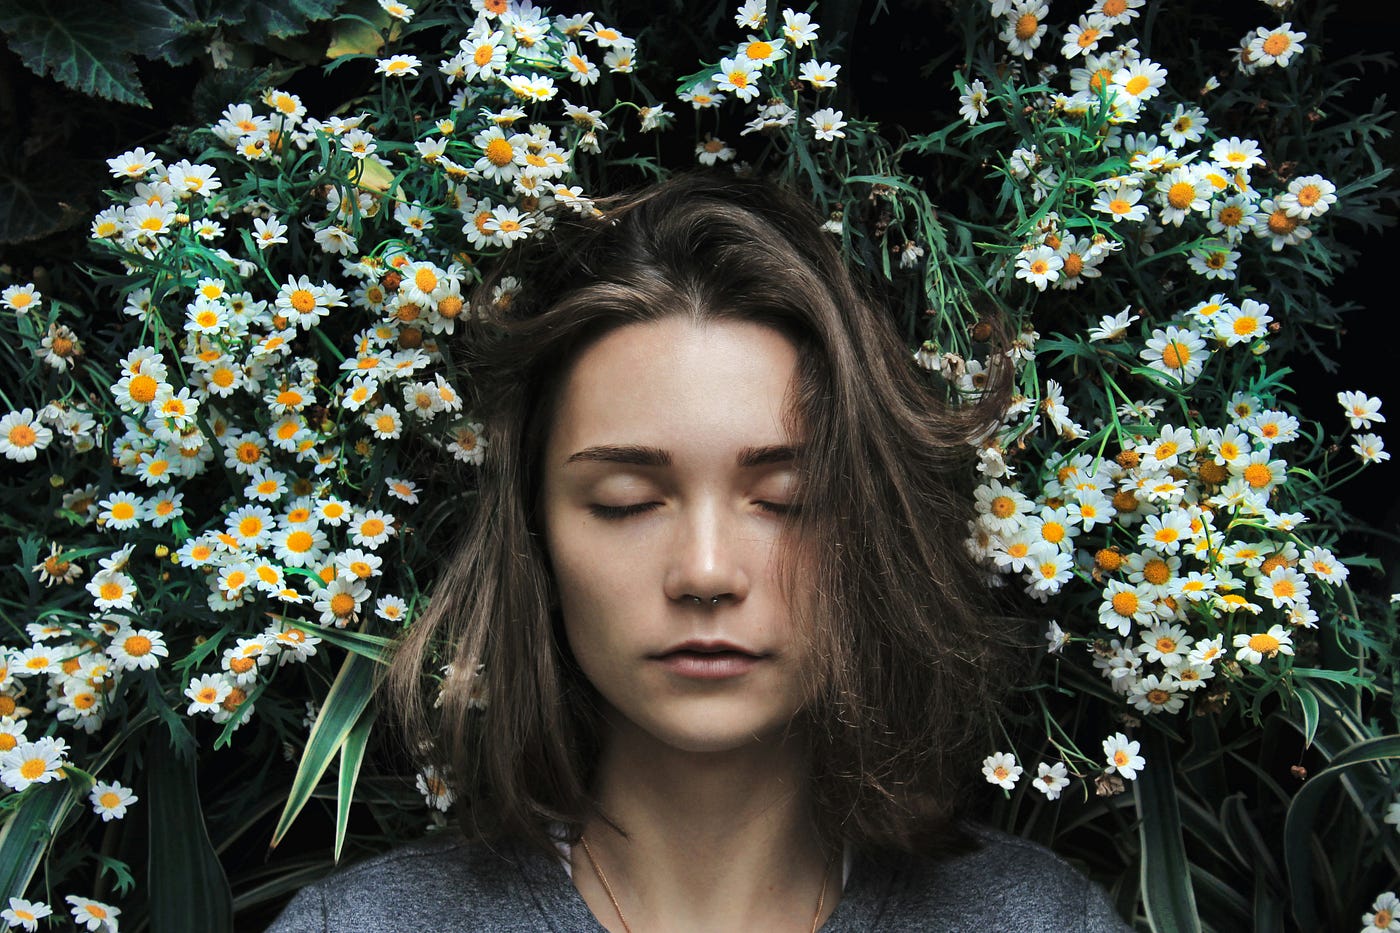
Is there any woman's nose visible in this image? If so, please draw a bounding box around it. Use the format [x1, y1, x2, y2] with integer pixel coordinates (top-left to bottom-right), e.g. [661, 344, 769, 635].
[662, 500, 750, 606]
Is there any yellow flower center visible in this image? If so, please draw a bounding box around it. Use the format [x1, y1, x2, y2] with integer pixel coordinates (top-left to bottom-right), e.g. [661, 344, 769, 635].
[1124, 75, 1150, 96]
[129, 374, 159, 404]
[1167, 181, 1196, 210]
[330, 592, 356, 616]
[1296, 184, 1321, 206]
[1160, 342, 1189, 370]
[238, 516, 264, 538]
[124, 635, 152, 656]
[1014, 13, 1039, 40]
[1262, 33, 1290, 57]
[474, 44, 495, 66]
[99, 581, 124, 601]
[1243, 463, 1272, 488]
[1063, 253, 1083, 276]
[1233, 316, 1258, 336]
[1030, 259, 1049, 275]
[237, 442, 262, 464]
[1147, 689, 1171, 705]
[100, 791, 122, 808]
[1111, 591, 1139, 617]
[1109, 197, 1132, 215]
[20, 758, 47, 780]
[360, 518, 386, 537]
[1143, 559, 1170, 585]
[1218, 205, 1244, 227]
[1205, 252, 1229, 270]
[9, 424, 36, 446]
[374, 415, 397, 434]
[286, 531, 314, 553]
[1077, 27, 1100, 47]
[1113, 749, 1130, 766]
[1248, 632, 1280, 653]
[745, 40, 773, 59]
[1041, 522, 1066, 543]
[990, 495, 1016, 519]
[289, 289, 316, 313]
[1271, 579, 1295, 598]
[485, 137, 515, 166]
[1268, 210, 1299, 234]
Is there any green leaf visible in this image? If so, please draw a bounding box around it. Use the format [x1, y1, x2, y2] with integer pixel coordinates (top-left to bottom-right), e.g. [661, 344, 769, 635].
[147, 733, 233, 933]
[0, 709, 156, 901]
[96, 854, 137, 897]
[0, 144, 92, 244]
[124, 0, 227, 67]
[0, 782, 78, 902]
[302, 622, 394, 665]
[1295, 686, 1320, 749]
[0, 0, 150, 106]
[270, 650, 377, 849]
[1135, 731, 1202, 933]
[239, 0, 344, 39]
[335, 705, 376, 863]
[1284, 734, 1400, 931]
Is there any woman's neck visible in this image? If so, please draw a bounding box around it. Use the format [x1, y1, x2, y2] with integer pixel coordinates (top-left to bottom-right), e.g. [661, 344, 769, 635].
[573, 719, 840, 933]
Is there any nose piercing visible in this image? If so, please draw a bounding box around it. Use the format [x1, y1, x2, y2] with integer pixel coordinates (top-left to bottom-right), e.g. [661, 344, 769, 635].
[687, 596, 721, 606]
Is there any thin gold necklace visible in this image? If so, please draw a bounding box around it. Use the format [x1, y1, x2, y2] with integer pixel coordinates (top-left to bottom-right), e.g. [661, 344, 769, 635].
[577, 835, 835, 933]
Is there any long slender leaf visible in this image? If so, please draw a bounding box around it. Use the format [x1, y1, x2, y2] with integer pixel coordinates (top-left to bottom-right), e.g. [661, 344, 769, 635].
[334, 705, 376, 864]
[1136, 731, 1202, 933]
[147, 733, 234, 933]
[1295, 686, 1320, 750]
[0, 709, 156, 901]
[287, 619, 394, 665]
[1284, 733, 1400, 930]
[0, 782, 77, 902]
[270, 650, 377, 849]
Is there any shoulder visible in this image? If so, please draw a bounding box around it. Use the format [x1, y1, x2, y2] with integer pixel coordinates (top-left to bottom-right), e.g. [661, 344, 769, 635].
[263, 831, 577, 933]
[866, 825, 1131, 932]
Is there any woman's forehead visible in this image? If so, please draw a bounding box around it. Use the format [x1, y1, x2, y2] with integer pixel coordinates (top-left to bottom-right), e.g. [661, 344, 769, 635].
[544, 317, 802, 465]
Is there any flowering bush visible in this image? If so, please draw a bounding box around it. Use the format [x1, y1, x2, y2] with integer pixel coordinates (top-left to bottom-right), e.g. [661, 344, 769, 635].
[0, 0, 1396, 929]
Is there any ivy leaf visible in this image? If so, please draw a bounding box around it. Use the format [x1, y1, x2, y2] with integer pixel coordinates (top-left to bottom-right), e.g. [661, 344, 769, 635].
[0, 0, 149, 106]
[0, 144, 92, 245]
[125, 0, 235, 67]
[96, 855, 137, 897]
[237, 0, 345, 40]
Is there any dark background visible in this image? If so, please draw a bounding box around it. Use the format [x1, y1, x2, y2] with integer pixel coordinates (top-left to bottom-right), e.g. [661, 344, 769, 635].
[0, 2, 1395, 926]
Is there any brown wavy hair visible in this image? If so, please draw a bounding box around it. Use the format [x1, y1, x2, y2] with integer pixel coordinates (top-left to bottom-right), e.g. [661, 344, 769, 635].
[386, 170, 1021, 860]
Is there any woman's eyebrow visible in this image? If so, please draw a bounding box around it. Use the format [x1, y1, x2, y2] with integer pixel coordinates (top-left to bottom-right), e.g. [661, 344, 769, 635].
[563, 443, 801, 467]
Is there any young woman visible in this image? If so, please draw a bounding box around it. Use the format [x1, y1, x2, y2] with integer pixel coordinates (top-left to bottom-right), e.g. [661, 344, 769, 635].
[267, 173, 1130, 931]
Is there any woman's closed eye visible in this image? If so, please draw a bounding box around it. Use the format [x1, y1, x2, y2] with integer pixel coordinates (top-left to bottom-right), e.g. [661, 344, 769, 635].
[586, 501, 797, 520]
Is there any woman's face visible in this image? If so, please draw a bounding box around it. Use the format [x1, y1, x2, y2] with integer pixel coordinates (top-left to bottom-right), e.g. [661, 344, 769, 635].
[540, 316, 812, 754]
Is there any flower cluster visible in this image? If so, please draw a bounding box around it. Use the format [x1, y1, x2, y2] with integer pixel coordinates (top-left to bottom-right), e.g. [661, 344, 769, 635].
[0, 0, 663, 921]
[944, 0, 1388, 802]
[677, 3, 850, 163]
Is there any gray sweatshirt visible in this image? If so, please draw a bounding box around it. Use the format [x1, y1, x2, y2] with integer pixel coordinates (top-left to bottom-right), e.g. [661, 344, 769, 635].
[266, 824, 1132, 931]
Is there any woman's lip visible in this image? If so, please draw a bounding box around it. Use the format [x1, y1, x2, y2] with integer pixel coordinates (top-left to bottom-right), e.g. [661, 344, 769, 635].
[653, 651, 766, 679]
[653, 640, 763, 657]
